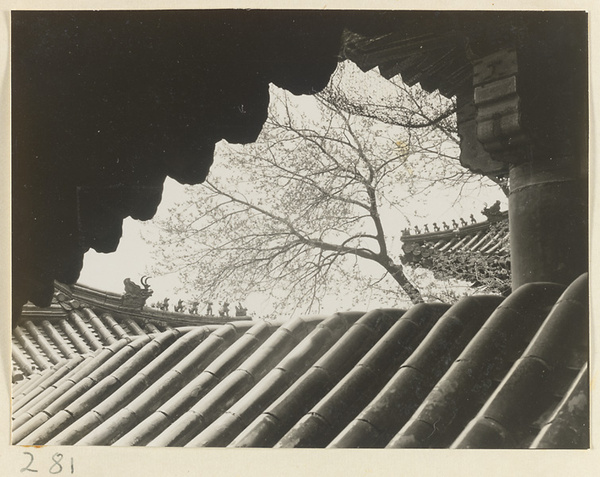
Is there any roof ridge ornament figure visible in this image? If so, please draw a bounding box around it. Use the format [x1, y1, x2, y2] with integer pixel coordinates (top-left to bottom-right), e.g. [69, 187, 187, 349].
[174, 299, 185, 313]
[481, 200, 503, 222]
[122, 277, 154, 309]
[219, 301, 230, 317]
[235, 302, 248, 317]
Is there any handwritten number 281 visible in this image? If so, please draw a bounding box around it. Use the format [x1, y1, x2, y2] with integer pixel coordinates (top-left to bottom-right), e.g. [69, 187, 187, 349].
[21, 452, 74, 474]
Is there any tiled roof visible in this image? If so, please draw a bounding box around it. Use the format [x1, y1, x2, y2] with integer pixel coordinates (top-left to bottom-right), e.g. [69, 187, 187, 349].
[12, 282, 245, 381]
[401, 212, 510, 294]
[401, 211, 509, 267]
[12, 273, 588, 448]
[341, 27, 473, 99]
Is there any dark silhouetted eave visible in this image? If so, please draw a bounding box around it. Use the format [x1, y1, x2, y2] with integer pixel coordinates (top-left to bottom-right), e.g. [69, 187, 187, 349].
[12, 11, 349, 314]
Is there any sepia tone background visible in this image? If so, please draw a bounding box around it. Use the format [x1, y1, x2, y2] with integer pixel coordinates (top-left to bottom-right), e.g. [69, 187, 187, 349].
[2, 0, 599, 476]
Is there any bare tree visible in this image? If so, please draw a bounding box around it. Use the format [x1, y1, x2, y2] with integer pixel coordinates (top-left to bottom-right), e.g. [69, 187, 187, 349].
[146, 62, 502, 315]
[322, 65, 510, 197]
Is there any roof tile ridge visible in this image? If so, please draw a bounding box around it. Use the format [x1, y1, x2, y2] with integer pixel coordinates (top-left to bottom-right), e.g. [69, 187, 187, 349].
[67, 310, 103, 351]
[188, 311, 366, 447]
[402, 213, 508, 243]
[328, 295, 503, 448]
[11, 345, 35, 377]
[40, 319, 76, 359]
[13, 326, 51, 372]
[41, 328, 188, 445]
[80, 307, 118, 345]
[451, 273, 588, 448]
[13, 336, 153, 445]
[228, 309, 403, 448]
[387, 282, 566, 448]
[530, 362, 589, 449]
[149, 315, 327, 447]
[80, 322, 255, 445]
[115, 320, 276, 446]
[13, 337, 136, 434]
[276, 303, 450, 448]
[57, 318, 92, 354]
[22, 321, 62, 365]
[12, 355, 88, 421]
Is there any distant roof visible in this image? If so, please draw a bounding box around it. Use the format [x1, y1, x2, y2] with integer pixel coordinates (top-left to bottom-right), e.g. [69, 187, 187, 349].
[12, 273, 588, 449]
[12, 282, 245, 379]
[401, 210, 510, 294]
[402, 210, 508, 256]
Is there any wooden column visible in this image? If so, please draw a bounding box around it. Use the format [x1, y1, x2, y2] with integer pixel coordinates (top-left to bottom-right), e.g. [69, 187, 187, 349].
[469, 27, 588, 289]
[509, 158, 587, 287]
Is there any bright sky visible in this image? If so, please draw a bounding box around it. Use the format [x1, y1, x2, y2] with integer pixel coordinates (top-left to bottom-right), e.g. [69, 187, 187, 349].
[79, 180, 505, 317]
[78, 63, 508, 316]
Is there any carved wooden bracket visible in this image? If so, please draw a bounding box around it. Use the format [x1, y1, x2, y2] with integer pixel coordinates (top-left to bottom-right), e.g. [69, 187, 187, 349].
[471, 48, 530, 162]
[456, 89, 508, 176]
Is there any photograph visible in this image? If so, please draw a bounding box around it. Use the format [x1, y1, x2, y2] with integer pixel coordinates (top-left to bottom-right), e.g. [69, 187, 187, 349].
[4, 3, 595, 475]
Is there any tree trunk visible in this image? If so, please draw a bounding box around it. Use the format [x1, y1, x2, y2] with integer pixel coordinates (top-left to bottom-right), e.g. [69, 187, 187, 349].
[384, 261, 424, 304]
